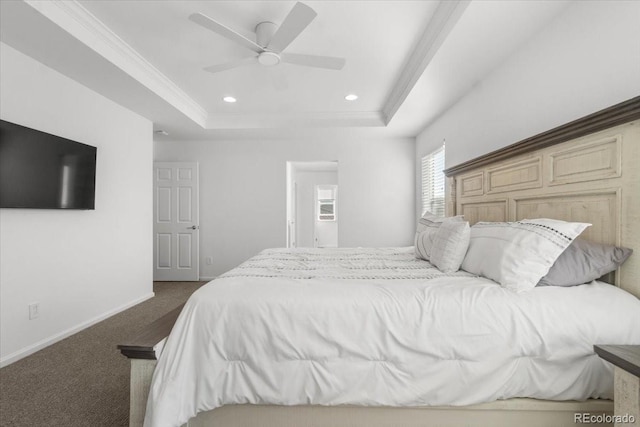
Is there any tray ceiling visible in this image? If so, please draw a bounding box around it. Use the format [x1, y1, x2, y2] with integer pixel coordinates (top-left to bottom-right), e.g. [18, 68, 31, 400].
[0, 0, 570, 140]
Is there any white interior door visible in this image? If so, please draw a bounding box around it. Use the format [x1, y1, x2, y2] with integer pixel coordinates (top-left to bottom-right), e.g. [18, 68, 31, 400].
[153, 162, 199, 281]
[288, 181, 297, 248]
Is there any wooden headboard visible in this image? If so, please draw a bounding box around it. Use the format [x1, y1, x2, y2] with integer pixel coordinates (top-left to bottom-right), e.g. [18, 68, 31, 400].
[444, 97, 640, 298]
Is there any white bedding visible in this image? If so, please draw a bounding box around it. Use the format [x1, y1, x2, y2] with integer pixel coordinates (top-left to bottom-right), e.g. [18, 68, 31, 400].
[144, 247, 640, 427]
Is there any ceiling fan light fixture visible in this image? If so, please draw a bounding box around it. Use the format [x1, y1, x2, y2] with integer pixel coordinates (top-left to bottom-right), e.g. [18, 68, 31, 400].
[223, 96, 237, 103]
[345, 94, 358, 101]
[258, 51, 281, 67]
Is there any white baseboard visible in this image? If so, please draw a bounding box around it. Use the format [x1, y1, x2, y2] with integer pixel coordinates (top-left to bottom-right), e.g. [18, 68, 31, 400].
[199, 276, 216, 281]
[0, 292, 155, 368]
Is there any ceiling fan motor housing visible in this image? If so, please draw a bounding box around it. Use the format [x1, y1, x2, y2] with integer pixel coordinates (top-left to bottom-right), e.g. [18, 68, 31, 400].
[255, 21, 277, 48]
[256, 22, 280, 66]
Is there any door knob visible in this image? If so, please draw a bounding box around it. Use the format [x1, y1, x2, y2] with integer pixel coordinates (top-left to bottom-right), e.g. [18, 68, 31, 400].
[188, 225, 199, 230]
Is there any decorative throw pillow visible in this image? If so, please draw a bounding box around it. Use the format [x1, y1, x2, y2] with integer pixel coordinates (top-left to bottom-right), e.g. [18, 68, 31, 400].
[414, 212, 464, 261]
[460, 218, 590, 292]
[430, 220, 471, 273]
[538, 238, 633, 287]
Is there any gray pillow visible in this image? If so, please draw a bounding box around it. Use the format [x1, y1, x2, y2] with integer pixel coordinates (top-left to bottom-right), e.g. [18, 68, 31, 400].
[537, 238, 633, 287]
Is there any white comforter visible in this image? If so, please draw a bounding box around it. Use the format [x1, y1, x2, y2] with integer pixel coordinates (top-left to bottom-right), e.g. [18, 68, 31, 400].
[144, 247, 640, 427]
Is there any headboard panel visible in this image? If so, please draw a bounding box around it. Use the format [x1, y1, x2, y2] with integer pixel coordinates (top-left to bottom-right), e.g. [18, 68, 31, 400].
[445, 99, 640, 298]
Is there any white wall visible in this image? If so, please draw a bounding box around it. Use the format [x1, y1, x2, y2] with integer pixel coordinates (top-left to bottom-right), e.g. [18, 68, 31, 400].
[155, 136, 415, 278]
[416, 0, 640, 215]
[0, 43, 153, 366]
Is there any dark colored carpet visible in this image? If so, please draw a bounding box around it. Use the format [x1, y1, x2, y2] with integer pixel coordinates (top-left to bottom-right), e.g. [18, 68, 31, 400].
[0, 281, 206, 427]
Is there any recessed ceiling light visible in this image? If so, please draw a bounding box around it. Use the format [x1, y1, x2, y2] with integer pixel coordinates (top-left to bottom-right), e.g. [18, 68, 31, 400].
[223, 96, 237, 103]
[345, 94, 358, 101]
[154, 130, 169, 136]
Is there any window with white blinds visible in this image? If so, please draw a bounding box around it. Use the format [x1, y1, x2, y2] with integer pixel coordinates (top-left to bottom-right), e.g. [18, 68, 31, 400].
[421, 145, 445, 217]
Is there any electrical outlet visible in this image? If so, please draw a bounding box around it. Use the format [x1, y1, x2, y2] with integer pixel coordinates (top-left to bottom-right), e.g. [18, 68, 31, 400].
[28, 302, 39, 320]
[205, 257, 213, 265]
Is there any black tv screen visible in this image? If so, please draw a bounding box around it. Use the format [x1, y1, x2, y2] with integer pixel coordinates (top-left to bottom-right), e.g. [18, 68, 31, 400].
[0, 120, 97, 209]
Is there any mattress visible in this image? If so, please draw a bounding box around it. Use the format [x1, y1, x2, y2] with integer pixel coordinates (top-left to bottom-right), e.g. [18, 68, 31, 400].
[144, 247, 640, 427]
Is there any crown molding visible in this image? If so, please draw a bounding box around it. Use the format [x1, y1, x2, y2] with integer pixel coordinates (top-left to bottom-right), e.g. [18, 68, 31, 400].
[381, 0, 470, 125]
[23, 0, 208, 128]
[206, 111, 386, 129]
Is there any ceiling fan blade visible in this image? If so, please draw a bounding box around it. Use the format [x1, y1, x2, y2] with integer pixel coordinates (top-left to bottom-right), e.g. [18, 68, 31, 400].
[267, 2, 317, 53]
[203, 56, 257, 73]
[281, 53, 345, 70]
[189, 13, 263, 54]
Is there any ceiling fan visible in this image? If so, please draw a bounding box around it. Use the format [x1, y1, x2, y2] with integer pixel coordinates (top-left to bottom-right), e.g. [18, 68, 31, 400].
[189, 2, 346, 74]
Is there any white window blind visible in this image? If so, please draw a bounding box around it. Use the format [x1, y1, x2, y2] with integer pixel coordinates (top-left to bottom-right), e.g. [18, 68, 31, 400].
[421, 145, 445, 217]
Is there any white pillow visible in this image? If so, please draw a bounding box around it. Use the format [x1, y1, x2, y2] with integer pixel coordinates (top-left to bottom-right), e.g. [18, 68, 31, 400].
[430, 220, 470, 273]
[461, 218, 590, 292]
[414, 212, 463, 261]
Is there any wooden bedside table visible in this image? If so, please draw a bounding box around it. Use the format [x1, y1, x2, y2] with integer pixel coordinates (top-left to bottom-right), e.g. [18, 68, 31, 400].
[594, 345, 640, 427]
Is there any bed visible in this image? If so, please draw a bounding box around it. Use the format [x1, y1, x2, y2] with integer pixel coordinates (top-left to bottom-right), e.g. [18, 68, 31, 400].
[119, 97, 640, 427]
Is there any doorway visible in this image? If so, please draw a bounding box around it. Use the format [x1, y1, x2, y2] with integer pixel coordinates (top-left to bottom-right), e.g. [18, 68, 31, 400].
[286, 161, 338, 248]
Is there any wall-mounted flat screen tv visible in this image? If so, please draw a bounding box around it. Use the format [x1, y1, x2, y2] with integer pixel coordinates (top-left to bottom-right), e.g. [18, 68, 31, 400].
[0, 120, 97, 209]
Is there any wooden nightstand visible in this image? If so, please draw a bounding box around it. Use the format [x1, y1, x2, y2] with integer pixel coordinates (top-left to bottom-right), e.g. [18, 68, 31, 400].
[594, 345, 640, 427]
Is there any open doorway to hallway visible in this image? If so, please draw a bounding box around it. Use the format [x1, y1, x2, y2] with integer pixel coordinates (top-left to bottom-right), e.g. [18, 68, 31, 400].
[286, 161, 338, 248]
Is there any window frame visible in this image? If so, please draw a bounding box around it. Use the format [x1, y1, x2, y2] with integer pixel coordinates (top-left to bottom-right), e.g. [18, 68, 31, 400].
[421, 144, 446, 217]
[317, 199, 336, 221]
